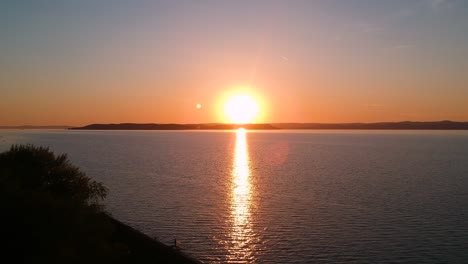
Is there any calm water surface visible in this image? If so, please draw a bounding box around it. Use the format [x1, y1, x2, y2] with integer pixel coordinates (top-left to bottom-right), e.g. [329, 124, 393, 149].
[1, 129, 468, 263]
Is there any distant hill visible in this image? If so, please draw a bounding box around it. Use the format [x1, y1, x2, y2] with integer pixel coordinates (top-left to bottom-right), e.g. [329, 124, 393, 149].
[70, 123, 277, 130]
[273, 121, 468, 130]
[70, 121, 468, 130]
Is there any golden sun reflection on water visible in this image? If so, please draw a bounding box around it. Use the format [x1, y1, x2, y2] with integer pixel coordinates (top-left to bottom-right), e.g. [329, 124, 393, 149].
[228, 128, 255, 262]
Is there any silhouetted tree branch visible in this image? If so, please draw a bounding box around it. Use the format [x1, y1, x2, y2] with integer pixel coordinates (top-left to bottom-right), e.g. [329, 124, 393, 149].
[0, 145, 118, 263]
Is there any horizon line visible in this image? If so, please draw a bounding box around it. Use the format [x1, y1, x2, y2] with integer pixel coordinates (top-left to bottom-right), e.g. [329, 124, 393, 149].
[2, 119, 468, 128]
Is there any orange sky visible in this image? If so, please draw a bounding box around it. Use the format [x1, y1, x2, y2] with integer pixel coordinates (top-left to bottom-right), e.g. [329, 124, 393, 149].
[1, 1, 467, 126]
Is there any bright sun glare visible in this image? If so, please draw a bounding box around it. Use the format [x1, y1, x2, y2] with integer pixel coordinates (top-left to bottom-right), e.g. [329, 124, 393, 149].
[224, 95, 259, 124]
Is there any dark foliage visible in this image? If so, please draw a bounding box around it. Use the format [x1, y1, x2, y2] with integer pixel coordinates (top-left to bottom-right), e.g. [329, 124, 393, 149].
[0, 145, 120, 263]
[0, 144, 202, 264]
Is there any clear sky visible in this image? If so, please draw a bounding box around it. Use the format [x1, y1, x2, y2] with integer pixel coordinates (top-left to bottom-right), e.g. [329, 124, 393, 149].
[1, 0, 467, 126]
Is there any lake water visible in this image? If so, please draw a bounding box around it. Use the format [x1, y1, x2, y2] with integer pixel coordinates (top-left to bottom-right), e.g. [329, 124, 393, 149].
[1, 129, 468, 263]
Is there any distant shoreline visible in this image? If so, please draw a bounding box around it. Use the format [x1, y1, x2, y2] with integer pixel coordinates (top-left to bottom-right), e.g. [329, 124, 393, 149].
[106, 214, 202, 263]
[0, 126, 72, 130]
[2, 121, 468, 130]
[66, 121, 468, 130]
[69, 123, 277, 130]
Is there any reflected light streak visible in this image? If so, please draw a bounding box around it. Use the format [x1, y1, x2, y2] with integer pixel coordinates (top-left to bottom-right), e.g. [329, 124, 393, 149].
[228, 128, 254, 262]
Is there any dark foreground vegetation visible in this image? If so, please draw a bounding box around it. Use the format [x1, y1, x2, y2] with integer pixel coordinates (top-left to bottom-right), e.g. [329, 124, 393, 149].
[0, 145, 201, 264]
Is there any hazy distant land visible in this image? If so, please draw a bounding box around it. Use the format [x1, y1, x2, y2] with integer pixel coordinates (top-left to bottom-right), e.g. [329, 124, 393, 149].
[69, 121, 468, 130]
[272, 121, 468, 130]
[3, 121, 468, 130]
[70, 123, 277, 130]
[0, 125, 73, 129]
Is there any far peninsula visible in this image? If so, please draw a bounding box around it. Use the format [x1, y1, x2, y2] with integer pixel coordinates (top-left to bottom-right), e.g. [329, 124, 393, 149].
[69, 121, 468, 130]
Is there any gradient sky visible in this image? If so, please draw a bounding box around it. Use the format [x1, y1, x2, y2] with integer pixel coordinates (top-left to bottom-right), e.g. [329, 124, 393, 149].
[1, 0, 467, 126]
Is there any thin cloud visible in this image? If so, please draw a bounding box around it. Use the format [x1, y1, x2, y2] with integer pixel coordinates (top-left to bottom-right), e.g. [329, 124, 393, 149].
[386, 0, 455, 22]
[432, 0, 446, 10]
[393, 8, 414, 19]
[383, 7, 415, 23]
[356, 23, 382, 34]
[392, 44, 415, 50]
[430, 0, 456, 12]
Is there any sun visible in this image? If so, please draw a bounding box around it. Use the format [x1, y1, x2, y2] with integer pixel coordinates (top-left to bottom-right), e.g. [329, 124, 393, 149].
[224, 95, 259, 124]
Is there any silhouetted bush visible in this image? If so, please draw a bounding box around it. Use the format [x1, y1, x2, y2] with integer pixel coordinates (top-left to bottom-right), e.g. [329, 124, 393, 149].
[0, 145, 119, 263]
